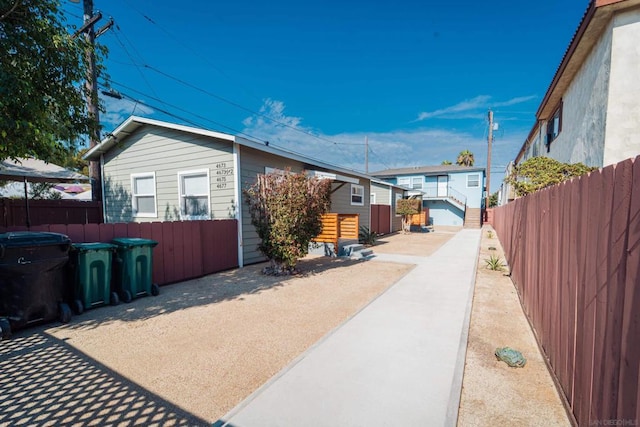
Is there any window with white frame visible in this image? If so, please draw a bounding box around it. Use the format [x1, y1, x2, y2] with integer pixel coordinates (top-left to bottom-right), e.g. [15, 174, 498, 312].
[351, 184, 364, 206]
[397, 177, 410, 187]
[395, 192, 403, 216]
[131, 173, 157, 217]
[412, 177, 422, 190]
[467, 173, 480, 188]
[178, 169, 210, 219]
[370, 192, 376, 204]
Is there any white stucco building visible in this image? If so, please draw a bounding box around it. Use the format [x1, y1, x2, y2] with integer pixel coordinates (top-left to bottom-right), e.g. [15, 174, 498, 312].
[514, 0, 640, 170]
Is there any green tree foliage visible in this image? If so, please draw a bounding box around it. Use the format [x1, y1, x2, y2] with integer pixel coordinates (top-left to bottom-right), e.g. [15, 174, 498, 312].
[396, 198, 420, 233]
[441, 160, 453, 165]
[0, 0, 105, 162]
[505, 156, 597, 197]
[244, 170, 332, 275]
[456, 150, 475, 167]
[489, 191, 499, 208]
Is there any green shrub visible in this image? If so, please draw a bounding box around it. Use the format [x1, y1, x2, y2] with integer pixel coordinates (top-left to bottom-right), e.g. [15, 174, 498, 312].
[358, 226, 378, 246]
[485, 255, 505, 271]
[244, 170, 331, 274]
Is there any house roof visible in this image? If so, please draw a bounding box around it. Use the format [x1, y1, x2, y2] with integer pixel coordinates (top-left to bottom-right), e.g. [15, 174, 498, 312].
[84, 116, 373, 182]
[0, 157, 88, 183]
[370, 165, 485, 178]
[516, 0, 639, 164]
[536, 0, 638, 119]
[370, 177, 411, 191]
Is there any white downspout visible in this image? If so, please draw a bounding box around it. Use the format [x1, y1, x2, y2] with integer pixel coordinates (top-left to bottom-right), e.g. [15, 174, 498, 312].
[233, 142, 244, 268]
[389, 185, 393, 233]
[100, 154, 107, 222]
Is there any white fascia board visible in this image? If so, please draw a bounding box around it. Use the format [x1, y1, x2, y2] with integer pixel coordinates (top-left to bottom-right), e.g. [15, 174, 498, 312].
[307, 170, 359, 184]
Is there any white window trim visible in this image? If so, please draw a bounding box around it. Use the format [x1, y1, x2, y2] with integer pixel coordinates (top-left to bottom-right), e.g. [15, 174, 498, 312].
[178, 169, 211, 220]
[397, 177, 410, 187]
[351, 184, 365, 206]
[131, 172, 157, 218]
[412, 177, 423, 190]
[395, 192, 403, 217]
[370, 193, 376, 204]
[467, 173, 480, 188]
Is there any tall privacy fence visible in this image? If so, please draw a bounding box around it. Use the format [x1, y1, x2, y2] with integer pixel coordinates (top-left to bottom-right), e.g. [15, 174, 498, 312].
[492, 155, 640, 426]
[1, 199, 102, 227]
[0, 220, 239, 286]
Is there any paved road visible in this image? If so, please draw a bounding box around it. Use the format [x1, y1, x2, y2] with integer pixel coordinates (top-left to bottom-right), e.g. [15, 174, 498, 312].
[216, 228, 481, 427]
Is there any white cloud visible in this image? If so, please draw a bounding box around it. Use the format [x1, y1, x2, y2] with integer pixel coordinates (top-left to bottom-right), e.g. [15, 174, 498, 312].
[242, 99, 526, 185]
[416, 95, 536, 121]
[416, 95, 491, 121]
[101, 96, 154, 131]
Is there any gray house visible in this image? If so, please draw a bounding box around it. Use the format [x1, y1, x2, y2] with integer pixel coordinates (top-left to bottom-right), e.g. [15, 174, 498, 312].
[84, 116, 372, 266]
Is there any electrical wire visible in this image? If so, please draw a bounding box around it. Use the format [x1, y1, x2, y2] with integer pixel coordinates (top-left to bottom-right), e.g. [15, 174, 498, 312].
[110, 26, 158, 97]
[143, 64, 366, 147]
[119, 0, 262, 104]
[99, 84, 367, 174]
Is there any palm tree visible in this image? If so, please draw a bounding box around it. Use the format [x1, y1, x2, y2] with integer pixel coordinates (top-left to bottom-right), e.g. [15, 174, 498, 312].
[456, 150, 475, 167]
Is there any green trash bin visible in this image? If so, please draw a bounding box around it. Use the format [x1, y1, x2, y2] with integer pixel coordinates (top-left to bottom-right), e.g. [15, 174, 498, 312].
[69, 242, 118, 314]
[111, 238, 159, 303]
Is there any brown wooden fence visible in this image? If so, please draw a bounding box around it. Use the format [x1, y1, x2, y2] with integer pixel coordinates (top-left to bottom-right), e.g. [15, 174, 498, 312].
[492, 155, 640, 426]
[313, 213, 359, 247]
[1, 198, 102, 227]
[370, 204, 391, 235]
[0, 220, 239, 286]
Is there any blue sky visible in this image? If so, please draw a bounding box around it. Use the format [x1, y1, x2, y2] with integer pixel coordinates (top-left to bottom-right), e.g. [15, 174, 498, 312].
[63, 0, 588, 192]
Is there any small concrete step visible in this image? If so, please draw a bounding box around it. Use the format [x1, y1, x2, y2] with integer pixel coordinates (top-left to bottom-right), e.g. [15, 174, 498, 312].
[339, 243, 375, 260]
[351, 248, 374, 260]
[341, 244, 365, 257]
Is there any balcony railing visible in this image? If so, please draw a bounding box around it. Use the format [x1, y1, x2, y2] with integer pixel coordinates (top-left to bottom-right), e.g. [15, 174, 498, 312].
[421, 186, 467, 208]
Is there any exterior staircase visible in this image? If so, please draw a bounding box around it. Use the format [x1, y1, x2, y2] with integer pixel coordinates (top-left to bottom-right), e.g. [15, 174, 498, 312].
[464, 207, 482, 228]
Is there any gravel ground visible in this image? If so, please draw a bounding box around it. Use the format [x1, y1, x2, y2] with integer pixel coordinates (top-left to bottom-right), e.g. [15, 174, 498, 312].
[0, 228, 571, 426]
[457, 225, 571, 426]
[42, 254, 415, 422]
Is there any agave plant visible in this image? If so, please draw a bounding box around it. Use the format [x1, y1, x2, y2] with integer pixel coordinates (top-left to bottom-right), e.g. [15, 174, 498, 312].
[484, 255, 505, 271]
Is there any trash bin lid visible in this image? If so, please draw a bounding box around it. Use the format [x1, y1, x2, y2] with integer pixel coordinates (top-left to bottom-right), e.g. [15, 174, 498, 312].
[72, 242, 116, 252]
[0, 232, 71, 248]
[111, 237, 158, 248]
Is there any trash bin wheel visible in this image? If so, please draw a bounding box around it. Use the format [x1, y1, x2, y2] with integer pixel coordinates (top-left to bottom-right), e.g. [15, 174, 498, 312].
[0, 318, 11, 340]
[121, 290, 132, 303]
[110, 292, 120, 306]
[59, 303, 72, 324]
[73, 299, 84, 315]
[151, 283, 160, 296]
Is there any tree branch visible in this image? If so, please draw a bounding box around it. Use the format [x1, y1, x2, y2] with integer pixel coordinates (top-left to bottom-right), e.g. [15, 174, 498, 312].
[0, 0, 22, 22]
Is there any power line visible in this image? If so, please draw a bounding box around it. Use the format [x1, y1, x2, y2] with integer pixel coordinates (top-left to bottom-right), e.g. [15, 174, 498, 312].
[100, 84, 265, 142]
[99, 84, 364, 173]
[142, 64, 366, 147]
[368, 145, 392, 171]
[110, 27, 158, 97]
[119, 0, 262, 103]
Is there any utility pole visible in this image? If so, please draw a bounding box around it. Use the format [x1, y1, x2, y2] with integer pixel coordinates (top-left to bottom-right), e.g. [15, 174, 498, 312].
[486, 109, 493, 213]
[365, 136, 369, 174]
[76, 0, 112, 201]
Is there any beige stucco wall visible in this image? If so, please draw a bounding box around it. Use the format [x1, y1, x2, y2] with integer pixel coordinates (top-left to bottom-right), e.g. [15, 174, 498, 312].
[544, 19, 613, 167]
[603, 8, 640, 166]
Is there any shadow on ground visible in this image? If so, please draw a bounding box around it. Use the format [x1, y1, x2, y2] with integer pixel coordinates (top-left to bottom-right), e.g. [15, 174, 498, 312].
[52, 256, 364, 333]
[0, 331, 208, 426]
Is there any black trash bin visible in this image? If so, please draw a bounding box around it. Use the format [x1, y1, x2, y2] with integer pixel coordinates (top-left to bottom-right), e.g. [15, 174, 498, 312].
[0, 232, 73, 339]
